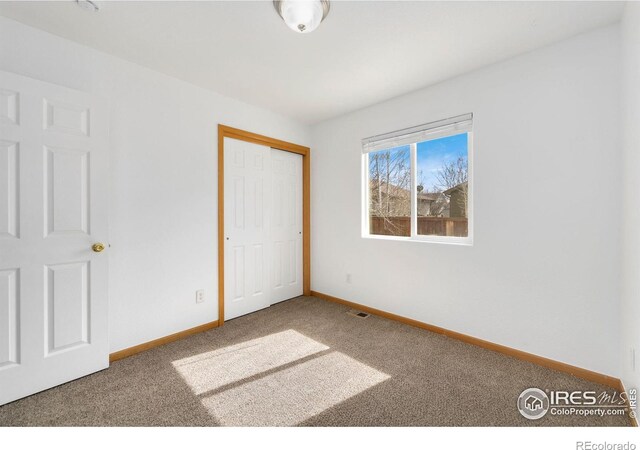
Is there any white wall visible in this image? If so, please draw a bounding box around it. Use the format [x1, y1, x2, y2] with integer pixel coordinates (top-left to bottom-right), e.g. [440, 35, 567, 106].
[0, 17, 310, 353]
[0, 15, 628, 378]
[310, 26, 621, 376]
[621, 3, 640, 391]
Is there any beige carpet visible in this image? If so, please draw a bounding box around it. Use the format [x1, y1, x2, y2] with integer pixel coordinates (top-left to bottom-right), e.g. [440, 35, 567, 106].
[0, 296, 631, 426]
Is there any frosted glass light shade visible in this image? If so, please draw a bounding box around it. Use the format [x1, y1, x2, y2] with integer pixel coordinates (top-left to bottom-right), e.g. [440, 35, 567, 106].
[274, 0, 330, 34]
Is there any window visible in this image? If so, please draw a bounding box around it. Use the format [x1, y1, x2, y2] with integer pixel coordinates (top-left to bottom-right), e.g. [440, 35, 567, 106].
[362, 114, 473, 244]
[368, 145, 411, 237]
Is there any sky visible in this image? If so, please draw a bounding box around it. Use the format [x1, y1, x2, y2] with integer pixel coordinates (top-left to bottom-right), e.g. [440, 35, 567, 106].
[369, 132, 468, 191]
[417, 133, 468, 191]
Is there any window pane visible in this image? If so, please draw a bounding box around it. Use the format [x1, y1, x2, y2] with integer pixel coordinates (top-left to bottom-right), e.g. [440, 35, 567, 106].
[368, 145, 411, 237]
[415, 133, 469, 237]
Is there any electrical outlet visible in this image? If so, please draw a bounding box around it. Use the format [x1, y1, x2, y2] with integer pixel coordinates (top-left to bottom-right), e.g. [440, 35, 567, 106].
[346, 273, 352, 284]
[196, 289, 205, 304]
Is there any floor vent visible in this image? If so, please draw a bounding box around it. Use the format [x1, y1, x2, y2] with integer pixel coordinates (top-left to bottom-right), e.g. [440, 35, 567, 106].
[347, 309, 370, 318]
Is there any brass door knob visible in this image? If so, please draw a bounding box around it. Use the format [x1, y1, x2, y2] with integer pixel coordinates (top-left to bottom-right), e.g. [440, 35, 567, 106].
[92, 243, 105, 253]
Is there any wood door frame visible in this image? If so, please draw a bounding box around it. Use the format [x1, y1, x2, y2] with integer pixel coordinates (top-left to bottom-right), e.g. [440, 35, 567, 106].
[218, 124, 310, 326]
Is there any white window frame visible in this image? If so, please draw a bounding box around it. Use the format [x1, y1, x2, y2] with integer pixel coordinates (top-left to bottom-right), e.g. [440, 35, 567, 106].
[361, 116, 474, 246]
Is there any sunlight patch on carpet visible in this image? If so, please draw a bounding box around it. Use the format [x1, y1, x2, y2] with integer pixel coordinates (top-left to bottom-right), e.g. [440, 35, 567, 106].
[172, 329, 329, 395]
[200, 351, 390, 426]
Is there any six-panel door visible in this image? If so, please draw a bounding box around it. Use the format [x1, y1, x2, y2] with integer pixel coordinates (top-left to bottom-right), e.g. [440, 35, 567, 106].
[270, 149, 303, 304]
[223, 139, 303, 320]
[223, 138, 272, 320]
[0, 71, 109, 406]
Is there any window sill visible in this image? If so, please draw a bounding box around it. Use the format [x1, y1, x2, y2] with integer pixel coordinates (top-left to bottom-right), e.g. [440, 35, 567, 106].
[361, 233, 473, 246]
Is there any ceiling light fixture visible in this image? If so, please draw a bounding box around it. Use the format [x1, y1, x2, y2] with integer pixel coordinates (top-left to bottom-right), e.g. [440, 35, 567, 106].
[273, 0, 330, 34]
[76, 0, 100, 12]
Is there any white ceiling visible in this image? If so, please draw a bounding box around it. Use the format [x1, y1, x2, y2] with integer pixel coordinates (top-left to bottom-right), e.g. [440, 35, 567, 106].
[0, 1, 625, 124]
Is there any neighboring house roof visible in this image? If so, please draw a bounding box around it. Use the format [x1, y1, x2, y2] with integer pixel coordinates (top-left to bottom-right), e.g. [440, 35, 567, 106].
[371, 181, 441, 202]
[370, 181, 410, 199]
[418, 191, 440, 201]
[443, 181, 468, 195]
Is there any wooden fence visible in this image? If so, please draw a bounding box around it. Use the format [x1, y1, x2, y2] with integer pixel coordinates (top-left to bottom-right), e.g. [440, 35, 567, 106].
[370, 216, 468, 237]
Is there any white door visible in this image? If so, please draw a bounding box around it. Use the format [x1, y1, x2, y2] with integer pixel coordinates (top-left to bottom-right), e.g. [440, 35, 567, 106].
[224, 138, 271, 320]
[270, 149, 302, 304]
[223, 140, 303, 320]
[0, 71, 109, 406]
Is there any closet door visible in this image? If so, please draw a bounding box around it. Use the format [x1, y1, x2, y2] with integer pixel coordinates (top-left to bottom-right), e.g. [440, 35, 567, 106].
[223, 138, 271, 320]
[270, 149, 303, 304]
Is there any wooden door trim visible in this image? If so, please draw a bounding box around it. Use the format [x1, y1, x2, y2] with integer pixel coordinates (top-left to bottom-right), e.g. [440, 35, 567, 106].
[218, 125, 311, 326]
